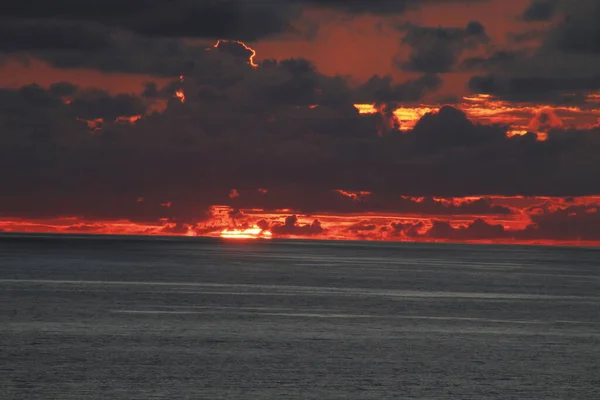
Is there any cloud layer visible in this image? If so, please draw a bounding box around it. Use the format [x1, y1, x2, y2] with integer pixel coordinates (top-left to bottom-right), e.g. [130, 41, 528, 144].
[0, 0, 599, 245]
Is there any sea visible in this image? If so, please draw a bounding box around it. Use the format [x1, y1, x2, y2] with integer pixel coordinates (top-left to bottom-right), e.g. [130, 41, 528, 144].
[1, 234, 599, 399]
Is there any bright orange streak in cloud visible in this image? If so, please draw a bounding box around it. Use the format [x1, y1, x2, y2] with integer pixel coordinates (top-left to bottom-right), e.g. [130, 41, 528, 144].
[213, 40, 258, 68]
[175, 74, 185, 103]
[354, 92, 600, 139]
[335, 189, 372, 202]
[76, 114, 142, 131]
[77, 117, 104, 131]
[116, 115, 142, 124]
[174, 41, 258, 103]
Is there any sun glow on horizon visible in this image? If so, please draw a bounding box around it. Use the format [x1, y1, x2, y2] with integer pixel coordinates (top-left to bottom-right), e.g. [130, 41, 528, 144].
[220, 225, 272, 240]
[2, 195, 599, 247]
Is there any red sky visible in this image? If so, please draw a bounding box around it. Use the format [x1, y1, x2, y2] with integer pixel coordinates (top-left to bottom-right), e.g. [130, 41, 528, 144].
[1, 0, 599, 246]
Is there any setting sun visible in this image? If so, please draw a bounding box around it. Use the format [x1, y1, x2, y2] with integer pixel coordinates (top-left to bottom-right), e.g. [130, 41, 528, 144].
[220, 225, 273, 240]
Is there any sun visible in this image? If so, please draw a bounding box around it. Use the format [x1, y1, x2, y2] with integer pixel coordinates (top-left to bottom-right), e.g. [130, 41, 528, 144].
[221, 225, 272, 240]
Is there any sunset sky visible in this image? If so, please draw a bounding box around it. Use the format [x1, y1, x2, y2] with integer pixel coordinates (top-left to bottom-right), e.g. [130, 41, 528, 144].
[1, 0, 600, 245]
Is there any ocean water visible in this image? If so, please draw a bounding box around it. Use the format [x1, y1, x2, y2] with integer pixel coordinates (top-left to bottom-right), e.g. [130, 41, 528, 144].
[1, 234, 599, 399]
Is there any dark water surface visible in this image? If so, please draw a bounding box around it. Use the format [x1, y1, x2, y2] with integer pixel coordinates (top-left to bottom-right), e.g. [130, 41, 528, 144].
[1, 234, 599, 399]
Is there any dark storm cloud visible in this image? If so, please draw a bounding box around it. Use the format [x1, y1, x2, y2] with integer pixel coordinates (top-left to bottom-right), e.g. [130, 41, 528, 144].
[37, 33, 211, 77]
[520, 0, 558, 22]
[0, 16, 214, 77]
[0, 5, 291, 77]
[48, 82, 79, 97]
[459, 50, 522, 72]
[422, 218, 507, 241]
[525, 204, 600, 241]
[125, 1, 300, 41]
[0, 83, 148, 148]
[270, 215, 324, 236]
[356, 74, 443, 104]
[0, 0, 487, 48]
[366, 200, 600, 242]
[1, 0, 300, 42]
[466, 1, 600, 102]
[300, 0, 415, 13]
[321, 201, 600, 242]
[0, 19, 111, 51]
[1, 0, 489, 24]
[0, 0, 492, 78]
[1, 17, 600, 226]
[249, 58, 324, 107]
[546, 0, 600, 55]
[141, 82, 170, 99]
[506, 30, 546, 44]
[2, 1, 599, 243]
[2, 67, 600, 228]
[398, 21, 489, 73]
[297, 0, 488, 14]
[69, 89, 146, 120]
[10, 33, 303, 79]
[410, 106, 507, 152]
[421, 203, 600, 242]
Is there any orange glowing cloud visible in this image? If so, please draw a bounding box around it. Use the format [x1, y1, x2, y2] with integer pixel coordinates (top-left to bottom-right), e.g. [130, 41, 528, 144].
[2, 195, 599, 247]
[115, 115, 142, 125]
[354, 92, 600, 140]
[335, 190, 372, 202]
[175, 90, 185, 103]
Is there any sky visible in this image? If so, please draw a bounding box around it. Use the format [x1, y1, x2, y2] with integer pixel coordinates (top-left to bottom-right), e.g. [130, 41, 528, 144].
[1, 0, 600, 245]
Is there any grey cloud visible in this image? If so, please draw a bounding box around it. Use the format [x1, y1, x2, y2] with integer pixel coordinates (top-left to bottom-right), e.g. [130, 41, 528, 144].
[38, 32, 211, 76]
[270, 215, 324, 236]
[69, 89, 147, 120]
[1, 45, 600, 225]
[546, 1, 600, 55]
[417, 203, 600, 242]
[0, 0, 487, 48]
[48, 82, 79, 97]
[356, 74, 443, 104]
[459, 50, 523, 72]
[463, 1, 600, 103]
[521, 0, 558, 22]
[398, 21, 489, 73]
[0, 19, 111, 51]
[506, 30, 546, 44]
[1, 0, 300, 42]
[297, 0, 489, 14]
